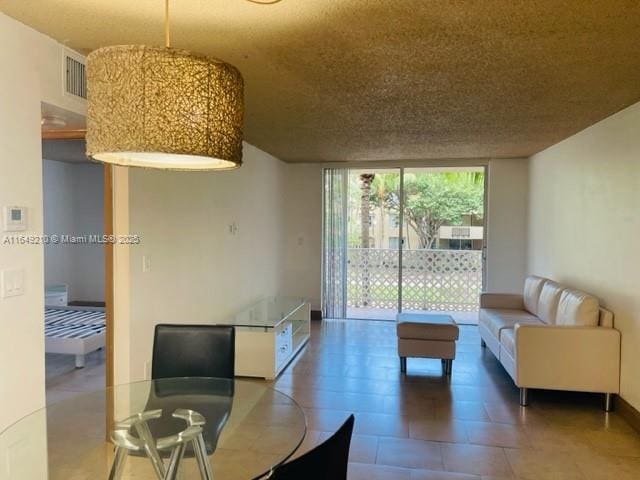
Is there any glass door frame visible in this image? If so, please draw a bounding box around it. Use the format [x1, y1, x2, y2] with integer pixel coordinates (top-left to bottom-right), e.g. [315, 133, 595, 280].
[322, 164, 488, 320]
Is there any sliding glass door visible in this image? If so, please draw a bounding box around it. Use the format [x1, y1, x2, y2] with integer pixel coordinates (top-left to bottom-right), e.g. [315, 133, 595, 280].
[400, 168, 485, 324]
[346, 169, 401, 320]
[322, 166, 486, 322]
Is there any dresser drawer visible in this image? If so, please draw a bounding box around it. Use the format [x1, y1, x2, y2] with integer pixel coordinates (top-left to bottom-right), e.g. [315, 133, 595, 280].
[275, 323, 293, 366]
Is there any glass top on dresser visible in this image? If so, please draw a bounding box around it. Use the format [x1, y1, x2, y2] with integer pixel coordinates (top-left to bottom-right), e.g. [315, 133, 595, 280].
[222, 296, 308, 329]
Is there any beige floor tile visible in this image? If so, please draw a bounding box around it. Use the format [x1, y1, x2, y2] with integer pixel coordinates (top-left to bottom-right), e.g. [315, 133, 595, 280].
[504, 448, 585, 480]
[582, 428, 640, 457]
[574, 453, 640, 480]
[290, 429, 322, 459]
[464, 421, 530, 448]
[410, 418, 469, 443]
[411, 468, 480, 479]
[349, 434, 379, 464]
[523, 424, 592, 453]
[348, 462, 412, 480]
[376, 437, 444, 470]
[441, 444, 512, 477]
[354, 412, 410, 437]
[435, 401, 491, 422]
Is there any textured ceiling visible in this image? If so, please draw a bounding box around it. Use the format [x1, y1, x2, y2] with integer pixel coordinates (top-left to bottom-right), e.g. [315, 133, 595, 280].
[4, 0, 640, 162]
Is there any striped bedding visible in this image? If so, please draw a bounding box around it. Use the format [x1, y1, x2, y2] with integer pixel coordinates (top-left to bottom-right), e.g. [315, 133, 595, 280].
[45, 307, 105, 340]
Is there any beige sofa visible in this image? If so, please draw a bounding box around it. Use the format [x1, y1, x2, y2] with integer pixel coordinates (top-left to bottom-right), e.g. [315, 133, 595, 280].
[478, 276, 620, 410]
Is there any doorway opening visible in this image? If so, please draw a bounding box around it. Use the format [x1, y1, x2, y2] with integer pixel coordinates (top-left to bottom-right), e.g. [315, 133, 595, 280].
[323, 166, 486, 324]
[41, 101, 113, 402]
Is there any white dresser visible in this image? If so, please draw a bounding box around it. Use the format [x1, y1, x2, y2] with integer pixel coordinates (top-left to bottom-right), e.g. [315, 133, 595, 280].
[225, 297, 311, 380]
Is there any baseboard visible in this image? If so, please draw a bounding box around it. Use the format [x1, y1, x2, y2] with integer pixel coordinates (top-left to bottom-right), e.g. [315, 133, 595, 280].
[617, 395, 640, 433]
[68, 300, 106, 308]
[311, 309, 322, 321]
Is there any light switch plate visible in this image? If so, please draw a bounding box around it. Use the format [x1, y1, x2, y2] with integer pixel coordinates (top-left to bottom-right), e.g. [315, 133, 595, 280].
[1, 268, 25, 298]
[142, 255, 151, 273]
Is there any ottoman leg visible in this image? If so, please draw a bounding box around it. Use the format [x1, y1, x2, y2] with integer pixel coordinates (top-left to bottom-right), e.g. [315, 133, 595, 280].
[400, 357, 407, 373]
[444, 359, 453, 376]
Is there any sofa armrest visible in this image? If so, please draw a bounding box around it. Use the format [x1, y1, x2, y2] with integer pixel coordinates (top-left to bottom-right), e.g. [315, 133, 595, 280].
[514, 324, 620, 393]
[480, 293, 524, 310]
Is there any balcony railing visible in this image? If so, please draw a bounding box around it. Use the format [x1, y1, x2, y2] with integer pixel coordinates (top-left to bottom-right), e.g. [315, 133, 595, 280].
[347, 248, 483, 312]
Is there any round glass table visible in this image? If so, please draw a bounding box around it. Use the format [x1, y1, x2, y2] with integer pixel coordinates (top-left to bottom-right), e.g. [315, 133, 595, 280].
[0, 378, 306, 480]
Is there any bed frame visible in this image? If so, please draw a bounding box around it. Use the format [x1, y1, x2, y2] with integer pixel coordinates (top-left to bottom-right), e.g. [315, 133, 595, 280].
[45, 306, 106, 368]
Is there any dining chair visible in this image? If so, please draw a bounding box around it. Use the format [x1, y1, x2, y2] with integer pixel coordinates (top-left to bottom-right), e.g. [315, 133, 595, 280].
[142, 324, 236, 457]
[268, 414, 355, 480]
[152, 324, 235, 380]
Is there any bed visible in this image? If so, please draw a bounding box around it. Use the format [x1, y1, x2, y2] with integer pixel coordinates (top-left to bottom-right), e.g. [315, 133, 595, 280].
[45, 306, 106, 368]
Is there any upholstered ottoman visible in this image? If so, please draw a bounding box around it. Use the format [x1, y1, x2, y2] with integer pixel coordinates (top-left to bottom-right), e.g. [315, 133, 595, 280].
[396, 313, 460, 375]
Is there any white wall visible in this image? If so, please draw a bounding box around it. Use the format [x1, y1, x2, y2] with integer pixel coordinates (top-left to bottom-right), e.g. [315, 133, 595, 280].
[0, 12, 85, 431]
[116, 144, 286, 382]
[43, 160, 104, 302]
[528, 101, 640, 411]
[281, 164, 323, 309]
[485, 158, 529, 293]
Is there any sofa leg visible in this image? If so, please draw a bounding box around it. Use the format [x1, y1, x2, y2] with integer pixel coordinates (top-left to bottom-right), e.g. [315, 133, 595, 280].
[604, 393, 614, 412]
[400, 357, 407, 373]
[519, 388, 529, 407]
[480, 339, 486, 348]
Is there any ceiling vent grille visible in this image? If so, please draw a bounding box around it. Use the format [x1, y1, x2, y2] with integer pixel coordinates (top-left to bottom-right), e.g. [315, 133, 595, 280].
[64, 51, 86, 100]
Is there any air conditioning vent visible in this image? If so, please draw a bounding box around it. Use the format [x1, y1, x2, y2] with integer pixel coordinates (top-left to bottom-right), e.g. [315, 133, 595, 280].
[64, 51, 86, 100]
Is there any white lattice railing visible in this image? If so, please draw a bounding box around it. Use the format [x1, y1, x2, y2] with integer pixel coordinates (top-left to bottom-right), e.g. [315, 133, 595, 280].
[347, 248, 483, 312]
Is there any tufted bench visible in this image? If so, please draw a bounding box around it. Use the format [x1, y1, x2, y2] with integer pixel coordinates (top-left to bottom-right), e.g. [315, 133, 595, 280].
[396, 313, 460, 375]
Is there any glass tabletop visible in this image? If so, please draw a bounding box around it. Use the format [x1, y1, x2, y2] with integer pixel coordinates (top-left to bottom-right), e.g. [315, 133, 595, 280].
[0, 377, 306, 480]
[222, 297, 308, 329]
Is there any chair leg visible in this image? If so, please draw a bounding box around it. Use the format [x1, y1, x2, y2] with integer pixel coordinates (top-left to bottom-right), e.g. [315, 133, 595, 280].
[193, 434, 214, 480]
[400, 357, 407, 373]
[605, 393, 614, 412]
[108, 447, 126, 480]
[165, 443, 187, 480]
[519, 387, 529, 407]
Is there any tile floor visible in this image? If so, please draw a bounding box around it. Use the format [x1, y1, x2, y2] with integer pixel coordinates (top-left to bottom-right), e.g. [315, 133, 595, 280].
[44, 320, 640, 479]
[45, 349, 106, 404]
[274, 319, 640, 480]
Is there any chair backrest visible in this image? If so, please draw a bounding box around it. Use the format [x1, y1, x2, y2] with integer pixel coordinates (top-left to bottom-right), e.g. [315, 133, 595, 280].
[152, 324, 235, 380]
[269, 414, 355, 480]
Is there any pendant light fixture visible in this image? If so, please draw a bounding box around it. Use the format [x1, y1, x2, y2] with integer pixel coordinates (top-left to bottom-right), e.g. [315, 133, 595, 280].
[86, 0, 244, 170]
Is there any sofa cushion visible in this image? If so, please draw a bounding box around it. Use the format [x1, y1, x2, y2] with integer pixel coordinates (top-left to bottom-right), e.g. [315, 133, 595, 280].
[500, 328, 516, 356]
[537, 281, 564, 324]
[479, 308, 542, 338]
[523, 276, 547, 315]
[556, 289, 600, 326]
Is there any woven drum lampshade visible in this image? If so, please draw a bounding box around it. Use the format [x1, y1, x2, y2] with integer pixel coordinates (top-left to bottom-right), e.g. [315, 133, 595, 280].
[86, 45, 244, 170]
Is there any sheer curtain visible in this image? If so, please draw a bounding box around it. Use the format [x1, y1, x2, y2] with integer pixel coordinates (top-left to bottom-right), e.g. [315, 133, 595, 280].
[321, 168, 348, 319]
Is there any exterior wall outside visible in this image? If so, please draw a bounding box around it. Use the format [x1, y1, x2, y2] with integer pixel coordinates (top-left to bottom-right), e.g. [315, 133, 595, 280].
[0, 12, 85, 431]
[43, 160, 104, 302]
[528, 100, 640, 411]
